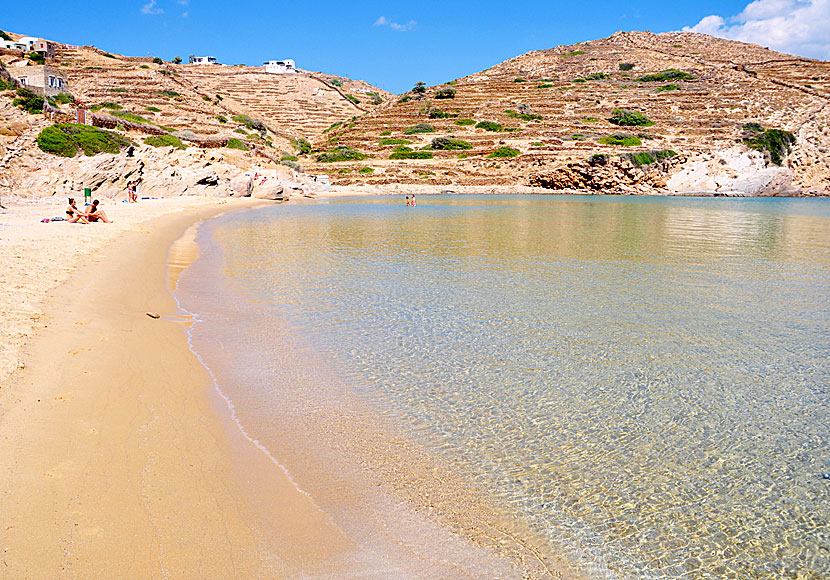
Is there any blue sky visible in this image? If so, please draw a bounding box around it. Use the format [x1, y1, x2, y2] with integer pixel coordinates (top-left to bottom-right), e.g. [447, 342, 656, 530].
[3, 0, 827, 93]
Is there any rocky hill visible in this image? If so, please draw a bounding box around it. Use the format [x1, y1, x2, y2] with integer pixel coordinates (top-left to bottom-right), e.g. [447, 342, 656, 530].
[311, 31, 830, 196]
[1, 30, 828, 199]
[0, 35, 391, 200]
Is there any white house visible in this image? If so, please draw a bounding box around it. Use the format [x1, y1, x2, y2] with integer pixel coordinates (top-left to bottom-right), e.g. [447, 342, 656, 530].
[18, 36, 40, 49]
[1, 39, 28, 51]
[265, 59, 296, 74]
[192, 56, 218, 65]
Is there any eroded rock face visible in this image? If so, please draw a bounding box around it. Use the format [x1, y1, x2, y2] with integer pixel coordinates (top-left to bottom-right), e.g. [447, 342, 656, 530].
[666, 147, 797, 196]
[529, 155, 683, 194]
[2, 144, 245, 199]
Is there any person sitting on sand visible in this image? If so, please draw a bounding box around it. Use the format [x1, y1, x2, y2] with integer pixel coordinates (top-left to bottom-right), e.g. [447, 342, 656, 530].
[85, 199, 112, 223]
[65, 198, 88, 224]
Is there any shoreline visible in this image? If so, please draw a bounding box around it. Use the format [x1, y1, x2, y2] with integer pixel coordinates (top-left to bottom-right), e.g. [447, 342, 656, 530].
[0, 197, 343, 577]
[0, 195, 564, 578]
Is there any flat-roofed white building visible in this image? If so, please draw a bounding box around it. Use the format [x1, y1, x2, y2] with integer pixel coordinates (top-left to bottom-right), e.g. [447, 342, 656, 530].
[265, 59, 296, 74]
[191, 56, 218, 65]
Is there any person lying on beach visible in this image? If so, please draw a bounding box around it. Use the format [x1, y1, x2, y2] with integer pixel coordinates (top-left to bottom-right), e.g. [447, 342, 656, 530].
[85, 199, 112, 223]
[65, 198, 89, 224]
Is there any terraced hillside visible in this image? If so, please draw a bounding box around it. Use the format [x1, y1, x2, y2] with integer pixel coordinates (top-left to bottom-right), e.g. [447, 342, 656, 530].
[310, 31, 830, 195]
[51, 45, 391, 147]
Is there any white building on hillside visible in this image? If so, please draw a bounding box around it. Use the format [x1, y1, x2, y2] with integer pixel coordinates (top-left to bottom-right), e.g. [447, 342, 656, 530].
[265, 59, 296, 74]
[192, 56, 218, 65]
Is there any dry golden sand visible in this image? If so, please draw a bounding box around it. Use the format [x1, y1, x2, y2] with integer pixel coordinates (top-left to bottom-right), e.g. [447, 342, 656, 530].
[0, 197, 356, 578]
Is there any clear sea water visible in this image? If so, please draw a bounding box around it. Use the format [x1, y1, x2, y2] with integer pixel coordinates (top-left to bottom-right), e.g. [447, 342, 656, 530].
[176, 195, 830, 579]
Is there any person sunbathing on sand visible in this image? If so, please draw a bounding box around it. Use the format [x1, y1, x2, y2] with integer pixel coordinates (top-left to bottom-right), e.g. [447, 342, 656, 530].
[65, 198, 89, 224]
[85, 199, 112, 223]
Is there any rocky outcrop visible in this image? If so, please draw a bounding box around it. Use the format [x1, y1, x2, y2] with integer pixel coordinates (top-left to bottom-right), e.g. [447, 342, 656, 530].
[529, 154, 683, 194]
[666, 146, 798, 196]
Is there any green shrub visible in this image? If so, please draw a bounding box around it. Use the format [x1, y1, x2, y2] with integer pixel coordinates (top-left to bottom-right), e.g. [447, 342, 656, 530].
[280, 153, 298, 161]
[27, 52, 45, 65]
[404, 123, 436, 135]
[513, 78, 526, 83]
[157, 89, 181, 97]
[428, 108, 457, 119]
[609, 109, 654, 127]
[598, 133, 642, 146]
[455, 118, 476, 126]
[389, 146, 434, 160]
[413, 81, 426, 94]
[742, 124, 795, 165]
[475, 120, 502, 132]
[657, 84, 680, 92]
[571, 134, 585, 140]
[37, 124, 132, 157]
[201, 95, 211, 101]
[345, 94, 360, 104]
[380, 138, 412, 146]
[152, 57, 163, 64]
[0, 30, 12, 41]
[330, 79, 342, 87]
[0, 78, 15, 91]
[537, 83, 554, 89]
[144, 134, 186, 149]
[435, 87, 456, 99]
[13, 88, 43, 114]
[233, 114, 267, 133]
[530, 141, 544, 147]
[504, 109, 542, 122]
[53, 92, 74, 104]
[316, 146, 368, 162]
[429, 137, 472, 150]
[172, 56, 182, 64]
[446, 81, 457, 85]
[291, 137, 312, 154]
[590, 153, 609, 165]
[585, 72, 610, 80]
[619, 63, 635, 71]
[215, 114, 227, 123]
[102, 52, 117, 59]
[323, 121, 343, 134]
[110, 110, 156, 125]
[625, 149, 676, 166]
[582, 117, 601, 123]
[90, 102, 123, 112]
[234, 127, 248, 135]
[488, 146, 520, 158]
[358, 167, 375, 174]
[379, 130, 392, 136]
[560, 50, 585, 57]
[398, 95, 412, 104]
[636, 69, 693, 82]
[225, 138, 249, 150]
[140, 64, 150, 69]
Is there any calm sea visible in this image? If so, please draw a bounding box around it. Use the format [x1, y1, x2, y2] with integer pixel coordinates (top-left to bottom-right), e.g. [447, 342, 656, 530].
[176, 195, 830, 579]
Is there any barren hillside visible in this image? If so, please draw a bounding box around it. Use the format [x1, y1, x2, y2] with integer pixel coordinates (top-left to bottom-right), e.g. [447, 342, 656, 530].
[310, 31, 830, 195]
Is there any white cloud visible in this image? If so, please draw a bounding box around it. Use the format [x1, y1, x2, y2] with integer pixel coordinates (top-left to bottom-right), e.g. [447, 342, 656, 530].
[141, 0, 164, 15]
[683, 0, 830, 60]
[373, 15, 416, 32]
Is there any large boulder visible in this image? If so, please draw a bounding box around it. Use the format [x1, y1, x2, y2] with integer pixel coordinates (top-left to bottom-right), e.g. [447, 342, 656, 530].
[230, 174, 253, 197]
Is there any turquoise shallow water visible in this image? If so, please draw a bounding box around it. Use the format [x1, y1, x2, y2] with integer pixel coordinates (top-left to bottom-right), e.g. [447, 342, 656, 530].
[178, 195, 830, 579]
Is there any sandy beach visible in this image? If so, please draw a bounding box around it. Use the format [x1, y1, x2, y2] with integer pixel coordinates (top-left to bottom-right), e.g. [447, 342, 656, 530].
[0, 196, 363, 578]
[0, 195, 562, 579]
